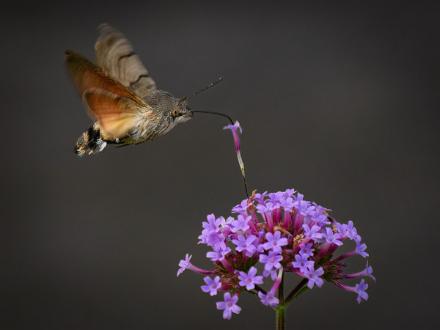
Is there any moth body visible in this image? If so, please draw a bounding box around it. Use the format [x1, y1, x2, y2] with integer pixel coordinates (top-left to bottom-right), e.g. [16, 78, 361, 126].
[67, 24, 192, 156]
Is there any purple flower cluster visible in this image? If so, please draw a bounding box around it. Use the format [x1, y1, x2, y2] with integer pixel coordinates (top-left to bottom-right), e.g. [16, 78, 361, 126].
[177, 189, 375, 319]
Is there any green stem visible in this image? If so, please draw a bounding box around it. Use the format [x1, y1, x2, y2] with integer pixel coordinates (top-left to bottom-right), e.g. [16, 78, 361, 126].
[276, 272, 285, 330]
[275, 277, 307, 329]
[276, 306, 285, 330]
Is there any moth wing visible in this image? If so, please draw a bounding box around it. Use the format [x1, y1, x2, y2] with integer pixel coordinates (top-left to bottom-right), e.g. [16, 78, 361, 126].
[65, 50, 151, 140]
[65, 50, 146, 102]
[83, 89, 141, 141]
[95, 23, 157, 100]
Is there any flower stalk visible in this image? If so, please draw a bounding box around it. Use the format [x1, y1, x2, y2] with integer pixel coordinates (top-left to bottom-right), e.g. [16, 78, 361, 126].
[276, 305, 285, 330]
[276, 272, 285, 330]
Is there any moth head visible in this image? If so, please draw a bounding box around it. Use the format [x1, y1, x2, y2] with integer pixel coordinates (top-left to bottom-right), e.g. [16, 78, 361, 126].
[170, 96, 192, 123]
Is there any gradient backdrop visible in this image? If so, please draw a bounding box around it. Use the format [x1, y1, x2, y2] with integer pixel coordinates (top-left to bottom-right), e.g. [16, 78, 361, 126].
[1, 1, 439, 329]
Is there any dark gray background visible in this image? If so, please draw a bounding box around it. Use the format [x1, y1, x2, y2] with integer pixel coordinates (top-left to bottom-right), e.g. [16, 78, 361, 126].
[1, 1, 439, 329]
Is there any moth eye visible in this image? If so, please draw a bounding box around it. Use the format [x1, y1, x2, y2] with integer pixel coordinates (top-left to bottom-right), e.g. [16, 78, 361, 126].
[172, 109, 179, 117]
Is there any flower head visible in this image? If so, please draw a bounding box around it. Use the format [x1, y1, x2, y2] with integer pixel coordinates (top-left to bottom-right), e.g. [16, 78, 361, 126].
[178, 188, 374, 319]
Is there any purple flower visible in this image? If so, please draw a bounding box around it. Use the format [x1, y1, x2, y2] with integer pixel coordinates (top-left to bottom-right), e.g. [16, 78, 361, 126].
[199, 214, 223, 236]
[224, 121, 246, 177]
[258, 291, 279, 307]
[254, 191, 268, 204]
[304, 265, 324, 289]
[279, 197, 294, 211]
[259, 251, 283, 272]
[232, 234, 257, 256]
[268, 190, 295, 211]
[355, 279, 369, 303]
[216, 292, 241, 320]
[177, 254, 192, 277]
[258, 268, 282, 306]
[207, 246, 231, 261]
[303, 224, 323, 241]
[345, 262, 376, 281]
[338, 279, 370, 304]
[263, 231, 288, 253]
[231, 214, 251, 233]
[308, 205, 331, 226]
[232, 199, 249, 214]
[293, 193, 310, 214]
[337, 220, 361, 242]
[324, 227, 343, 246]
[217, 216, 234, 228]
[365, 264, 375, 281]
[299, 242, 314, 258]
[292, 254, 314, 273]
[263, 269, 278, 280]
[238, 267, 263, 290]
[356, 242, 369, 258]
[177, 254, 213, 277]
[256, 202, 274, 215]
[200, 230, 226, 250]
[201, 276, 222, 296]
[223, 121, 242, 152]
[198, 214, 227, 250]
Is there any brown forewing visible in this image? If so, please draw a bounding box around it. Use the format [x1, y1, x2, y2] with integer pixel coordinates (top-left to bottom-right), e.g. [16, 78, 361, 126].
[65, 50, 149, 140]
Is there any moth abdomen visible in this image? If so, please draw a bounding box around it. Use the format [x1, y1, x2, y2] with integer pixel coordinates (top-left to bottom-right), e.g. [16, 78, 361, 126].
[74, 124, 107, 156]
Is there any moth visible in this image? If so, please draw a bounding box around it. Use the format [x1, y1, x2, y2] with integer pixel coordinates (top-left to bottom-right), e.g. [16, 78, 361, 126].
[65, 24, 193, 156]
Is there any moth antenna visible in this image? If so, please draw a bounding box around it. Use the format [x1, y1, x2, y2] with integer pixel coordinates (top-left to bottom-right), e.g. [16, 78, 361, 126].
[181, 76, 224, 102]
[193, 76, 223, 97]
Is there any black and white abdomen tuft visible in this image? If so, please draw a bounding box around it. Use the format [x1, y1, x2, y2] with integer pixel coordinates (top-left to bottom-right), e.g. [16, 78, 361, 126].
[74, 124, 107, 156]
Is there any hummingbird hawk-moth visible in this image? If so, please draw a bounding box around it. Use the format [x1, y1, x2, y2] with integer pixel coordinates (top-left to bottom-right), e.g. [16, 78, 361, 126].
[65, 24, 193, 156]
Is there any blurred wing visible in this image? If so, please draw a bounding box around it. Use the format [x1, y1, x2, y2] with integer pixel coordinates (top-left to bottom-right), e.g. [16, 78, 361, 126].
[65, 50, 148, 140]
[95, 23, 157, 100]
[65, 50, 145, 102]
[83, 90, 139, 140]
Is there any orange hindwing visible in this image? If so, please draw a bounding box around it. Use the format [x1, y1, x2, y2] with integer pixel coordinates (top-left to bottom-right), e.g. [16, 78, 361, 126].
[65, 50, 149, 140]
